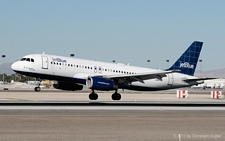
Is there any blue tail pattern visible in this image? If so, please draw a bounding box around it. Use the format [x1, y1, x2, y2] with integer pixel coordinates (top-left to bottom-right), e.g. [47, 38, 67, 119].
[167, 41, 203, 76]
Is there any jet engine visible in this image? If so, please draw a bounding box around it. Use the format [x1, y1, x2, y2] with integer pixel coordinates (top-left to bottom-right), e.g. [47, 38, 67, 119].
[86, 76, 118, 90]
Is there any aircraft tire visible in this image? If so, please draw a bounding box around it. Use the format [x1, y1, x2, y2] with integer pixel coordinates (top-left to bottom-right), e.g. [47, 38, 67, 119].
[34, 87, 41, 92]
[89, 93, 98, 100]
[112, 93, 121, 101]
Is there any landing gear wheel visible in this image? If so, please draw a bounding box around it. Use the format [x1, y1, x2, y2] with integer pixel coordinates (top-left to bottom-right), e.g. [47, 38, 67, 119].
[34, 78, 42, 92]
[112, 93, 121, 101]
[89, 92, 98, 100]
[34, 87, 41, 92]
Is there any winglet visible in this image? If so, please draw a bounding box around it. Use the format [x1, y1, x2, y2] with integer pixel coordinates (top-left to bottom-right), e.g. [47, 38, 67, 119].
[167, 41, 203, 76]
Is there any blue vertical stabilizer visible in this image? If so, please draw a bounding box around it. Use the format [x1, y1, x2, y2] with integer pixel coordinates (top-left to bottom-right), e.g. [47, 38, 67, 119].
[167, 41, 203, 76]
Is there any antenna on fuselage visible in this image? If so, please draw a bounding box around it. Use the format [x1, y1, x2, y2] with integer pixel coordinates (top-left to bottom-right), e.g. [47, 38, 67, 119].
[70, 54, 75, 57]
[42, 52, 45, 54]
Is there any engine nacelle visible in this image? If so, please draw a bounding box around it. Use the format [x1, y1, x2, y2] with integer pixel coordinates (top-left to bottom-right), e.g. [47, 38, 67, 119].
[53, 81, 83, 91]
[86, 76, 118, 90]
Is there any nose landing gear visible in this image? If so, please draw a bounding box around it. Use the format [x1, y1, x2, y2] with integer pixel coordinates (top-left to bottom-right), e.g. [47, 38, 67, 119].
[34, 78, 41, 92]
[34, 86, 41, 92]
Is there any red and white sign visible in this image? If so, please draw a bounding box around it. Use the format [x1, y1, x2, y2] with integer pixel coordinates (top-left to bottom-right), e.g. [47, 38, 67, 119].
[211, 91, 222, 99]
[177, 90, 188, 98]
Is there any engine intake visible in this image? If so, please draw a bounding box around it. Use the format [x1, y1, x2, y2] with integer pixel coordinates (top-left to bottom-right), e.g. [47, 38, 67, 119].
[86, 76, 118, 90]
[53, 81, 83, 91]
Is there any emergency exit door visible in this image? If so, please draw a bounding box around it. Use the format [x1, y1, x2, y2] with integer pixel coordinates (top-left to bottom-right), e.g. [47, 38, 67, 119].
[167, 74, 173, 86]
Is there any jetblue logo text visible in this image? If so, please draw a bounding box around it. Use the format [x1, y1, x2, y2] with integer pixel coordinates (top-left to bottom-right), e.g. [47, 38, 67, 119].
[180, 62, 194, 69]
[53, 58, 67, 63]
[98, 82, 110, 85]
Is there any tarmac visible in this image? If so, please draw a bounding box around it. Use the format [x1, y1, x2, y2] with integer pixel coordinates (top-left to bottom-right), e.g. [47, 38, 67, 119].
[0, 88, 225, 141]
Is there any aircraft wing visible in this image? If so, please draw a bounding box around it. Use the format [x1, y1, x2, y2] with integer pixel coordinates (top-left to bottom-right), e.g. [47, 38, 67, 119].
[100, 70, 180, 84]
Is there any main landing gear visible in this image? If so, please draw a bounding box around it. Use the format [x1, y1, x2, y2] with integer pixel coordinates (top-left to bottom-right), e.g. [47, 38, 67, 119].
[111, 91, 121, 101]
[89, 90, 121, 101]
[89, 91, 98, 100]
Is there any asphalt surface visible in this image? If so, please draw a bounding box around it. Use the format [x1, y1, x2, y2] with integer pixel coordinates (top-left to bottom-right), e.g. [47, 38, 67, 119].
[0, 89, 225, 141]
[0, 109, 224, 141]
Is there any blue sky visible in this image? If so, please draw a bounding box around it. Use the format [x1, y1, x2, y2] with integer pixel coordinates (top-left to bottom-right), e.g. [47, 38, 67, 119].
[1, 0, 225, 71]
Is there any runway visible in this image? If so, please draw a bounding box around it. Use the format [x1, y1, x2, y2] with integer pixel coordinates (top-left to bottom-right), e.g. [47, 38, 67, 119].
[0, 90, 225, 140]
[0, 88, 225, 104]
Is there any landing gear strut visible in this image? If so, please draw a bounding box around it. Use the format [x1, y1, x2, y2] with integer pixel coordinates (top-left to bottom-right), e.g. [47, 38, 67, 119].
[89, 90, 98, 100]
[111, 91, 121, 101]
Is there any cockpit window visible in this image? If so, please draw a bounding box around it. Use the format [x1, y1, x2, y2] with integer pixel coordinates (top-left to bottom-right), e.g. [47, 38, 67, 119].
[20, 58, 34, 62]
[20, 58, 26, 61]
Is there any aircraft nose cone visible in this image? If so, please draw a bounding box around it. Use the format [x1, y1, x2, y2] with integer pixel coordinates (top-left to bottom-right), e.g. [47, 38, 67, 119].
[11, 62, 19, 71]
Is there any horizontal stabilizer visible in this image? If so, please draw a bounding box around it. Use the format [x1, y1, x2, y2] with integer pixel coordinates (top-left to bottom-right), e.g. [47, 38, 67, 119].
[183, 77, 217, 83]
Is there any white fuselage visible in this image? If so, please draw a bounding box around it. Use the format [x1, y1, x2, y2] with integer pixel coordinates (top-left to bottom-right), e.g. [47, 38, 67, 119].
[11, 54, 198, 91]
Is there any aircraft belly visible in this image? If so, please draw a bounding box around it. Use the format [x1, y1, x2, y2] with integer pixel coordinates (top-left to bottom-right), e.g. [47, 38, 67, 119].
[124, 79, 169, 91]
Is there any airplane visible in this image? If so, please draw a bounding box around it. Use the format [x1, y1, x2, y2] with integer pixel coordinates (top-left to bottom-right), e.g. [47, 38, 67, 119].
[11, 41, 213, 100]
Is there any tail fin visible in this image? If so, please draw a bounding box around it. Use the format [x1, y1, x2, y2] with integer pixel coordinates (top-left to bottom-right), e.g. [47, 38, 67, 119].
[167, 41, 203, 76]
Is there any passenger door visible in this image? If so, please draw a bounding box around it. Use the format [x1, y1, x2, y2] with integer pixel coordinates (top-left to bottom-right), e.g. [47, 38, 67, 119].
[42, 56, 48, 69]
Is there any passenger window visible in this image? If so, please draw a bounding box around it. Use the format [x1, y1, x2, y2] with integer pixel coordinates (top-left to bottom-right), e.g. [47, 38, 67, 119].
[94, 66, 97, 73]
[98, 67, 102, 72]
